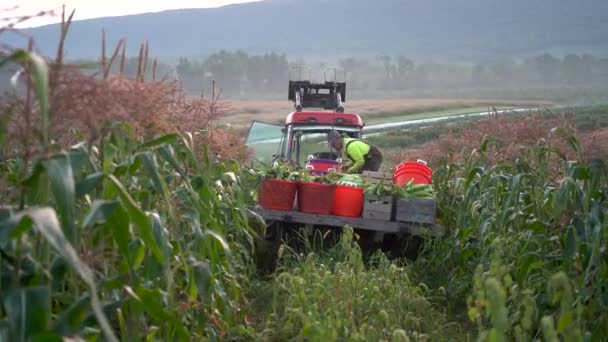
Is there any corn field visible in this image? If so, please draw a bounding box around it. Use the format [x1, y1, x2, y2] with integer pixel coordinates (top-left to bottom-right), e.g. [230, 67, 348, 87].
[0, 49, 265, 342]
[2, 30, 608, 341]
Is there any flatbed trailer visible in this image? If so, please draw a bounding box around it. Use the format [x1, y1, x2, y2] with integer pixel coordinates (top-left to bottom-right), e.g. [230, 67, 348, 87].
[250, 186, 442, 271]
[251, 171, 444, 241]
[251, 207, 443, 238]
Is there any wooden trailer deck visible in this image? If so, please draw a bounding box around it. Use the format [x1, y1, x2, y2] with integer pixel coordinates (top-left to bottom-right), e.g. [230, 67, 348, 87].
[251, 206, 444, 237]
[250, 170, 444, 238]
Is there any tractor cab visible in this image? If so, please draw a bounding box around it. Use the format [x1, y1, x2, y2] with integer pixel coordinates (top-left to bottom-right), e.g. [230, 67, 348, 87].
[246, 70, 364, 173]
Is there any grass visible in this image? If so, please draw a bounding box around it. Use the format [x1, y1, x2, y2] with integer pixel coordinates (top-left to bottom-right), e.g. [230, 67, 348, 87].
[362, 105, 521, 125]
[246, 228, 464, 340]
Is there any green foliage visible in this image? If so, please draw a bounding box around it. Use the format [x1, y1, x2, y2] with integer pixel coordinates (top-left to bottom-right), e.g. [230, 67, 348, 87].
[0, 130, 259, 339]
[415, 132, 608, 340]
[255, 164, 356, 185]
[255, 162, 302, 181]
[398, 180, 435, 199]
[250, 227, 458, 340]
[0, 50, 49, 145]
[362, 178, 435, 199]
[301, 171, 343, 185]
[363, 178, 395, 196]
[0, 51, 257, 340]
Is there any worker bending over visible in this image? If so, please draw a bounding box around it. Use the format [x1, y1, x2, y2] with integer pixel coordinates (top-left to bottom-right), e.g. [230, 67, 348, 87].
[327, 130, 383, 174]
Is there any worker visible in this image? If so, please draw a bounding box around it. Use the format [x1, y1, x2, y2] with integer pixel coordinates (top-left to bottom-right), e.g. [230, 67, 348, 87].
[327, 130, 383, 174]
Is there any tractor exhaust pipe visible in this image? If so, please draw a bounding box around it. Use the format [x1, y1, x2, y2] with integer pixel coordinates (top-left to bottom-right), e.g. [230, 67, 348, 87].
[335, 93, 344, 113]
[295, 88, 303, 112]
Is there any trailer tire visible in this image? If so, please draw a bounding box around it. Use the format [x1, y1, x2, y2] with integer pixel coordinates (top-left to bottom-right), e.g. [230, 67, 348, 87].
[254, 222, 285, 276]
[390, 233, 425, 260]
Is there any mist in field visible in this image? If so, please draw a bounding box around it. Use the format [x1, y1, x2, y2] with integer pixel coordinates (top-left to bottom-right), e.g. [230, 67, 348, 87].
[170, 51, 608, 105]
[3, 49, 607, 106]
[3, 0, 608, 104]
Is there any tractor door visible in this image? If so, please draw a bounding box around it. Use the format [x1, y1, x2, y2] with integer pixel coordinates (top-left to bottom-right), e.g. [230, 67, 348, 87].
[245, 121, 287, 167]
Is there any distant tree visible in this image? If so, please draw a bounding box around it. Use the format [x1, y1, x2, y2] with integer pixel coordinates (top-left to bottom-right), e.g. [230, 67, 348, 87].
[487, 58, 517, 85]
[563, 53, 583, 82]
[246, 55, 266, 89]
[378, 55, 396, 80]
[265, 52, 289, 92]
[338, 58, 357, 73]
[176, 57, 204, 95]
[203, 50, 248, 95]
[597, 58, 608, 80]
[396, 56, 414, 87]
[533, 53, 561, 82]
[396, 56, 414, 77]
[581, 54, 596, 80]
[410, 63, 433, 88]
[471, 63, 491, 86]
[176, 57, 192, 76]
[338, 57, 364, 90]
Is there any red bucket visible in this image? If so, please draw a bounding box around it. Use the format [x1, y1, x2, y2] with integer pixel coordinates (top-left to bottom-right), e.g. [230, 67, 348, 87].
[332, 185, 364, 217]
[394, 160, 433, 186]
[298, 182, 336, 215]
[258, 179, 298, 211]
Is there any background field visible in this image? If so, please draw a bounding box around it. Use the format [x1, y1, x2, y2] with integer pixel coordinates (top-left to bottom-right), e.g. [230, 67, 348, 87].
[222, 98, 554, 127]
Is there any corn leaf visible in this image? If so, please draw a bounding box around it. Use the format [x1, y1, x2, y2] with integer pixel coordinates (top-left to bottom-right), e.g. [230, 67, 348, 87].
[10, 208, 118, 342]
[2, 286, 50, 342]
[76, 173, 104, 198]
[42, 153, 76, 244]
[191, 259, 213, 303]
[52, 294, 90, 336]
[106, 174, 164, 263]
[0, 50, 49, 144]
[138, 133, 178, 149]
[82, 200, 119, 230]
[139, 152, 173, 216]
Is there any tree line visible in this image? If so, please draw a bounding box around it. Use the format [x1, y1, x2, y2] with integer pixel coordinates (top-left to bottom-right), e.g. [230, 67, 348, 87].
[2, 50, 608, 100]
[171, 51, 608, 99]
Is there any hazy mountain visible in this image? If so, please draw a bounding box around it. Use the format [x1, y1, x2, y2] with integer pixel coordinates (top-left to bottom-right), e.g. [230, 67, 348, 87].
[6, 0, 608, 62]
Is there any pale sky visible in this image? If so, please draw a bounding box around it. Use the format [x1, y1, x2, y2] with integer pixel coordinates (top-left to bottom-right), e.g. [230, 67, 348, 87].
[5, 0, 260, 27]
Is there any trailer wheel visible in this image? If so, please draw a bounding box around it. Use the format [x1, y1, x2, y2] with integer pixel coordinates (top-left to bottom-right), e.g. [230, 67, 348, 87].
[255, 221, 285, 276]
[354, 229, 381, 257]
[388, 233, 425, 260]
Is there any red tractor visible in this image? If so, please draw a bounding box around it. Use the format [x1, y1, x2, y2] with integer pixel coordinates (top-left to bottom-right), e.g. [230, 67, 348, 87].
[246, 72, 362, 172]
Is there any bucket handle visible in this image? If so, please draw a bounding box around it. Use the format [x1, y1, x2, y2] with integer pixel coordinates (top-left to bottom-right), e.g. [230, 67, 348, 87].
[416, 159, 428, 165]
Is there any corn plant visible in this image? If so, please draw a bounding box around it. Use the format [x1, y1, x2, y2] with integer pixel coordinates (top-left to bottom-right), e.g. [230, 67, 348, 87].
[0, 50, 260, 340]
[416, 133, 608, 339]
